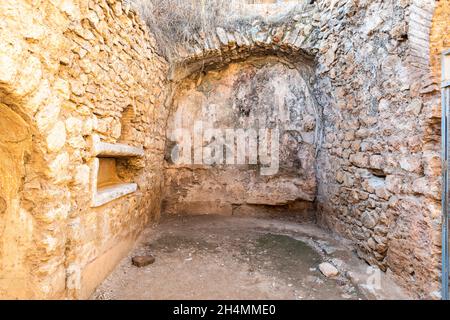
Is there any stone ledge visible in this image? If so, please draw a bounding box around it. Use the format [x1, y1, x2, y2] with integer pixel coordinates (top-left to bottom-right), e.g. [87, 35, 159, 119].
[92, 135, 144, 158]
[90, 135, 143, 208]
[92, 183, 138, 208]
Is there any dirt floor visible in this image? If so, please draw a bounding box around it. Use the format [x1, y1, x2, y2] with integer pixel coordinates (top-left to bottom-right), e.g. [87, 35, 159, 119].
[92, 215, 410, 300]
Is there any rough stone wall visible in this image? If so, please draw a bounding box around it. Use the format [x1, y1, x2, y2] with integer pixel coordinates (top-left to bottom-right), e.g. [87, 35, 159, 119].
[164, 58, 318, 220]
[314, 0, 442, 298]
[161, 0, 446, 298]
[0, 0, 168, 299]
[0, 104, 33, 298]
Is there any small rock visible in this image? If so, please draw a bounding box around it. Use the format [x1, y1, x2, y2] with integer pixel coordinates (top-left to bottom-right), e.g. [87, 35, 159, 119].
[319, 262, 339, 278]
[430, 291, 441, 300]
[331, 258, 344, 268]
[131, 255, 155, 267]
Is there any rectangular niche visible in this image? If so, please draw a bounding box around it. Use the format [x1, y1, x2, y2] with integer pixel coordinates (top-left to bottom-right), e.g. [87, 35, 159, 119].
[90, 135, 144, 208]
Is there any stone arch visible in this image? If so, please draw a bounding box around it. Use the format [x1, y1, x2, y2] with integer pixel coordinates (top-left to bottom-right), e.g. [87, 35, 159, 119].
[168, 5, 320, 81]
[162, 0, 322, 218]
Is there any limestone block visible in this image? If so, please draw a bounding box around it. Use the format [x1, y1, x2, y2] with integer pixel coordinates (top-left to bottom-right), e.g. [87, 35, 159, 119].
[46, 121, 67, 152]
[386, 175, 403, 194]
[350, 153, 369, 168]
[361, 212, 377, 229]
[16, 56, 42, 96]
[65, 117, 83, 136]
[423, 152, 441, 177]
[36, 97, 62, 132]
[60, 0, 81, 22]
[26, 80, 51, 115]
[54, 79, 71, 100]
[82, 118, 94, 136]
[319, 262, 339, 278]
[412, 177, 440, 200]
[0, 54, 18, 86]
[49, 152, 70, 184]
[68, 136, 87, 149]
[369, 155, 385, 170]
[42, 204, 71, 224]
[70, 79, 86, 96]
[74, 165, 90, 186]
[399, 157, 422, 173]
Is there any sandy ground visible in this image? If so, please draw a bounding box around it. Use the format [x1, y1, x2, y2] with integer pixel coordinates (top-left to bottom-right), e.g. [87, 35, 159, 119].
[92, 215, 410, 300]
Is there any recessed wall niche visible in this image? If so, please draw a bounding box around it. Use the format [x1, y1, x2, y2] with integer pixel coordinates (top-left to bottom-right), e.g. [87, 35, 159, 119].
[90, 135, 144, 208]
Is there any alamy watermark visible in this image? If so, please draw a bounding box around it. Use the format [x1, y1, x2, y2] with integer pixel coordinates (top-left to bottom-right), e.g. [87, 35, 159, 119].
[169, 120, 280, 176]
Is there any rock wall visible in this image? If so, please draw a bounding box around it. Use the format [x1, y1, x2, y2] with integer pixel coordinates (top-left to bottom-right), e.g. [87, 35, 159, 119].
[161, 0, 447, 298]
[0, 0, 168, 299]
[0, 104, 33, 298]
[164, 58, 318, 220]
[314, 0, 443, 298]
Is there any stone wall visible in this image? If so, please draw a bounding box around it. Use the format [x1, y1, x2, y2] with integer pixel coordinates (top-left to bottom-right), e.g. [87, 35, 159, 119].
[0, 0, 447, 299]
[160, 0, 447, 298]
[314, 0, 443, 298]
[0, 0, 168, 299]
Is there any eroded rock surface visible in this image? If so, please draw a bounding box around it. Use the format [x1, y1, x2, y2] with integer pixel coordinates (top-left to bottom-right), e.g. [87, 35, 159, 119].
[164, 58, 319, 220]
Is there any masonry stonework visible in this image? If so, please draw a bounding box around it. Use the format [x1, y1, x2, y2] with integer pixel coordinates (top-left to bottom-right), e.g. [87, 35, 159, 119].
[160, 0, 447, 298]
[315, 0, 442, 297]
[0, 0, 448, 299]
[0, 0, 168, 299]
